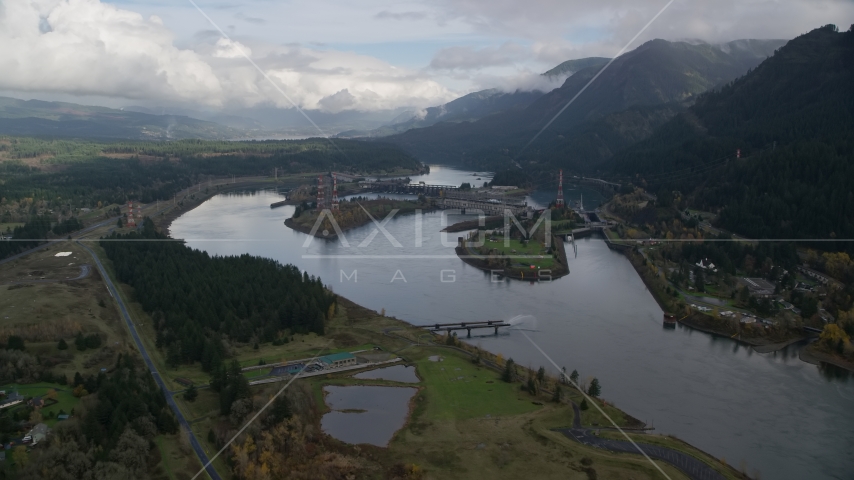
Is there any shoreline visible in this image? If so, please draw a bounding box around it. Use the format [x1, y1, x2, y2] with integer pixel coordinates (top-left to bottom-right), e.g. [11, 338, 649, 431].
[677, 314, 810, 351]
[453, 234, 569, 281]
[441, 215, 504, 233]
[284, 204, 435, 239]
[336, 298, 748, 477]
[799, 343, 854, 373]
[157, 177, 282, 236]
[613, 241, 824, 360]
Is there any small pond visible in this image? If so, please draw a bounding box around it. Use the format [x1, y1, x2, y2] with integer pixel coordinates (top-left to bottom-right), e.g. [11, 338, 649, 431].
[321, 385, 417, 447]
[353, 365, 420, 383]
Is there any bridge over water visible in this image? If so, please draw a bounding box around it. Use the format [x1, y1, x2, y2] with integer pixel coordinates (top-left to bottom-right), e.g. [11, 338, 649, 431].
[423, 320, 511, 337]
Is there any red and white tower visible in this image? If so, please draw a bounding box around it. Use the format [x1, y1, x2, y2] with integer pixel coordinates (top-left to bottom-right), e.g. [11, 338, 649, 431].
[331, 174, 339, 211]
[556, 170, 565, 207]
[316, 175, 325, 210]
[126, 201, 137, 227]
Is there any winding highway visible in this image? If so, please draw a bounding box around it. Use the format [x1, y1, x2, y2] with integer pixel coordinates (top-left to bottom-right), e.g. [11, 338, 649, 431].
[77, 241, 221, 480]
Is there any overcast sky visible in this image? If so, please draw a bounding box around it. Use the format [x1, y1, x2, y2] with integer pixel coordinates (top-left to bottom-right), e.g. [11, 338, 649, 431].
[1, 0, 852, 113]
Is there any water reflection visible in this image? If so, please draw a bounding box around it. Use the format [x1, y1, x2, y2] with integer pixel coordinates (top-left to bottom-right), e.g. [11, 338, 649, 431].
[321, 385, 417, 446]
[172, 172, 854, 479]
[353, 365, 420, 383]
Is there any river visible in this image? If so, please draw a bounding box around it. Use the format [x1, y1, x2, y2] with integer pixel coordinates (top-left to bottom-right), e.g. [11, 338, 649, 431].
[171, 165, 853, 480]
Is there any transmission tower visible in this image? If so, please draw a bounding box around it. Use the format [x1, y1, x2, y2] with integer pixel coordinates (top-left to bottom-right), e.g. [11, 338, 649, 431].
[556, 169, 565, 206]
[126, 201, 137, 227]
[316, 175, 325, 210]
[331, 174, 339, 211]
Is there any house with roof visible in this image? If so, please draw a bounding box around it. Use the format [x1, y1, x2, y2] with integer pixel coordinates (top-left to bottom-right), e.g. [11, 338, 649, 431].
[818, 309, 835, 324]
[695, 258, 718, 273]
[798, 265, 844, 290]
[739, 277, 775, 297]
[319, 352, 357, 369]
[0, 392, 23, 410]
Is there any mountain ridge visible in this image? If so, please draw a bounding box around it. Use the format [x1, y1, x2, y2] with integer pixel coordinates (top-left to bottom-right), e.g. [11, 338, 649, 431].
[380, 38, 786, 169]
[609, 24, 854, 245]
[0, 96, 246, 140]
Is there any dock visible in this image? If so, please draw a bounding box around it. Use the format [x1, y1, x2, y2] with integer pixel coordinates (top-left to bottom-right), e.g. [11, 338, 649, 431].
[270, 200, 289, 209]
[423, 320, 511, 337]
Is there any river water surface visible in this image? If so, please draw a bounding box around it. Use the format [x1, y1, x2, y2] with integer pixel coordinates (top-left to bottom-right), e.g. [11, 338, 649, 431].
[171, 166, 853, 479]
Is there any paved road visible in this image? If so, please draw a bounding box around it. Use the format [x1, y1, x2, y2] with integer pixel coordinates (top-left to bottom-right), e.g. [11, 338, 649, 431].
[0, 216, 120, 267]
[558, 401, 725, 480]
[77, 241, 220, 480]
[0, 175, 276, 268]
[3, 264, 91, 286]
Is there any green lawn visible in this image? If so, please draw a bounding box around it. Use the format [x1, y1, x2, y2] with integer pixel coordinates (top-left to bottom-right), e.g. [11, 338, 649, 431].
[413, 351, 540, 421]
[478, 237, 556, 269]
[242, 368, 270, 379]
[0, 222, 23, 233]
[173, 388, 220, 422]
[1, 382, 80, 426]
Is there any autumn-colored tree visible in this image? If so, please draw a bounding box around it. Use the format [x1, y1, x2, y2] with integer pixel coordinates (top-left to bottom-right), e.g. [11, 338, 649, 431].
[72, 385, 89, 397]
[822, 252, 853, 280]
[820, 324, 850, 350]
[12, 445, 29, 468]
[29, 409, 42, 424]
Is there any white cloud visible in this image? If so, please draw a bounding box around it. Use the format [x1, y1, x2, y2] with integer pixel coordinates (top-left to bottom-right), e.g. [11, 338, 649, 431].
[0, 0, 224, 105]
[429, 42, 528, 70]
[2, 0, 852, 114]
[213, 38, 251, 59]
[0, 0, 456, 112]
[374, 11, 429, 21]
[434, 0, 854, 44]
[473, 70, 568, 93]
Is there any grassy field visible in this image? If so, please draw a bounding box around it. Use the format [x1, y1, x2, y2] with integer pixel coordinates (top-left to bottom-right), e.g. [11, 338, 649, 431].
[389, 387, 690, 480]
[479, 237, 556, 268]
[411, 350, 539, 420]
[154, 432, 209, 480]
[0, 222, 23, 233]
[0, 242, 134, 379]
[174, 388, 220, 422]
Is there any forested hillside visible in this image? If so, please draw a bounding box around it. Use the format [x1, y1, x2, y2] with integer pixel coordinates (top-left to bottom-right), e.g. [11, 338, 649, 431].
[0, 136, 420, 206]
[611, 25, 854, 246]
[384, 38, 784, 171]
[101, 219, 335, 370]
[339, 88, 545, 138]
